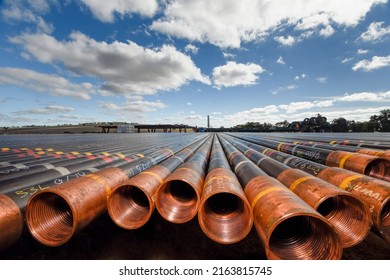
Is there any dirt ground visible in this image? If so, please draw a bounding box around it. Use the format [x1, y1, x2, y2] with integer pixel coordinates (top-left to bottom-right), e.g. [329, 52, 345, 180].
[1, 210, 389, 260]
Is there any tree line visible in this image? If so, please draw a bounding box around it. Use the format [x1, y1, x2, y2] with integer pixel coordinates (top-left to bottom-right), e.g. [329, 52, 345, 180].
[232, 109, 390, 132]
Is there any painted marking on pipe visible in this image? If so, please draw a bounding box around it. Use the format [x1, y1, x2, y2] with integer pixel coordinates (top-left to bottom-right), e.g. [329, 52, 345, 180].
[102, 152, 111, 156]
[85, 152, 92, 156]
[141, 171, 164, 184]
[293, 141, 299, 144]
[256, 157, 268, 166]
[12, 163, 27, 169]
[71, 151, 80, 155]
[283, 157, 293, 165]
[234, 161, 248, 174]
[46, 148, 54, 152]
[172, 155, 185, 164]
[182, 148, 194, 157]
[204, 175, 234, 187]
[54, 167, 71, 176]
[116, 153, 126, 159]
[135, 153, 145, 158]
[261, 148, 270, 155]
[329, 141, 336, 145]
[250, 186, 282, 209]
[35, 148, 43, 151]
[0, 162, 11, 167]
[339, 174, 364, 190]
[55, 151, 64, 155]
[1, 148, 10, 151]
[20, 148, 29, 151]
[277, 143, 284, 151]
[339, 153, 354, 169]
[86, 168, 99, 173]
[289, 176, 312, 192]
[291, 145, 300, 156]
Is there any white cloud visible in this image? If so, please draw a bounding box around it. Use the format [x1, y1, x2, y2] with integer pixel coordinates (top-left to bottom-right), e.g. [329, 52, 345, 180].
[17, 105, 75, 115]
[279, 100, 333, 113]
[185, 114, 203, 120]
[316, 76, 328, 83]
[277, 56, 285, 64]
[342, 57, 354, 63]
[357, 49, 369, 54]
[80, 0, 158, 22]
[337, 91, 390, 102]
[10, 32, 210, 95]
[271, 84, 298, 95]
[99, 99, 166, 113]
[0, 67, 94, 100]
[359, 21, 390, 42]
[223, 51, 236, 59]
[184, 44, 199, 54]
[352, 55, 390, 71]
[212, 61, 265, 88]
[187, 102, 192, 106]
[274, 35, 297, 46]
[150, 0, 385, 48]
[1, 0, 54, 33]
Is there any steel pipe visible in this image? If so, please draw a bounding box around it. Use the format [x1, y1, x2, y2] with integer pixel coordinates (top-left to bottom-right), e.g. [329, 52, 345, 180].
[25, 136, 209, 247]
[223, 135, 371, 248]
[229, 135, 390, 243]
[218, 135, 343, 260]
[107, 136, 209, 229]
[156, 136, 213, 224]
[198, 135, 253, 244]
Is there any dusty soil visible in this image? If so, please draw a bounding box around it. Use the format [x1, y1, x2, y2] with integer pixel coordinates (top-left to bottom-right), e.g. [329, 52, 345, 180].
[1, 211, 389, 260]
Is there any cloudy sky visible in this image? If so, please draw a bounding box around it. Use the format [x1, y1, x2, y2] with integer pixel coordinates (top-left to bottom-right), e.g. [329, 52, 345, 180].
[1, 0, 390, 128]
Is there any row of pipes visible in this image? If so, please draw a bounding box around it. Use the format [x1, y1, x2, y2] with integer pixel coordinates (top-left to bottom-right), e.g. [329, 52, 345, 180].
[0, 133, 389, 259]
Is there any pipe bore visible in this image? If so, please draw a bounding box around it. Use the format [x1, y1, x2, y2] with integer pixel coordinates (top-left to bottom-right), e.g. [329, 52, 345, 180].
[156, 180, 198, 223]
[198, 192, 252, 244]
[316, 195, 371, 248]
[108, 185, 151, 230]
[365, 158, 390, 182]
[379, 199, 390, 242]
[267, 215, 342, 260]
[26, 192, 74, 247]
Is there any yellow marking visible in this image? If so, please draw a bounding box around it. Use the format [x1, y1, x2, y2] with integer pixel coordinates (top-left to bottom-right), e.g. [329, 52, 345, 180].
[84, 152, 92, 156]
[35, 148, 43, 151]
[164, 148, 175, 156]
[20, 148, 29, 151]
[1, 148, 10, 151]
[262, 148, 270, 155]
[102, 152, 110, 156]
[46, 148, 54, 152]
[244, 149, 253, 156]
[277, 143, 284, 151]
[289, 176, 312, 192]
[339, 153, 354, 169]
[55, 151, 64, 155]
[115, 153, 126, 159]
[329, 141, 336, 145]
[251, 186, 282, 209]
[204, 175, 234, 187]
[339, 174, 363, 190]
[293, 141, 299, 144]
[37, 151, 46, 155]
[71, 151, 80, 155]
[141, 171, 163, 184]
[135, 153, 145, 158]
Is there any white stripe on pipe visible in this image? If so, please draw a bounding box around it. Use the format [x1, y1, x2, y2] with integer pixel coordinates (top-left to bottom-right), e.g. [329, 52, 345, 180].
[0, 162, 11, 167]
[54, 167, 70, 176]
[41, 163, 55, 169]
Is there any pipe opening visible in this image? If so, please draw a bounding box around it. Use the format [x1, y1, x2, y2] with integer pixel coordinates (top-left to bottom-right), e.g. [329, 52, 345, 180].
[27, 192, 74, 246]
[169, 180, 196, 203]
[380, 200, 390, 242]
[156, 180, 198, 223]
[206, 193, 240, 215]
[268, 215, 342, 259]
[108, 185, 151, 229]
[317, 195, 371, 248]
[317, 197, 336, 217]
[365, 159, 390, 182]
[199, 193, 252, 244]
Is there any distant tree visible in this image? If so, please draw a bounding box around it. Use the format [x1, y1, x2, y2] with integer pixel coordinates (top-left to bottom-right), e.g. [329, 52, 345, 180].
[378, 109, 390, 132]
[275, 120, 290, 128]
[331, 117, 349, 132]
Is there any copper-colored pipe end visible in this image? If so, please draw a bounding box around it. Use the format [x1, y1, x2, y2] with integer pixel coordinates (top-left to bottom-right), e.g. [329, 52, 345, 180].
[277, 169, 371, 248]
[156, 164, 203, 224]
[26, 168, 128, 247]
[108, 166, 170, 230]
[245, 176, 343, 260]
[376, 196, 390, 243]
[198, 168, 253, 244]
[0, 194, 23, 251]
[327, 151, 390, 181]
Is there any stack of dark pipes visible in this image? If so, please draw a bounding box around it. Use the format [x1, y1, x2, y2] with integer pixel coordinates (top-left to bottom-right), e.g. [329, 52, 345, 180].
[0, 132, 389, 260]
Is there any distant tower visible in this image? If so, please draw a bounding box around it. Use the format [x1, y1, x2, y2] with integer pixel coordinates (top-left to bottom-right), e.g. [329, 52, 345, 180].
[207, 115, 210, 128]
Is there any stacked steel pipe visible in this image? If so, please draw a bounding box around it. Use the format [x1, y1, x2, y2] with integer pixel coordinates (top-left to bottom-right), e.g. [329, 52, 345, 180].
[222, 135, 371, 248]
[156, 136, 213, 223]
[198, 135, 253, 244]
[226, 133, 390, 243]
[218, 135, 343, 259]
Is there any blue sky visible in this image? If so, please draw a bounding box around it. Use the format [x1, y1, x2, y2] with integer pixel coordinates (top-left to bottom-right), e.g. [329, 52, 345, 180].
[1, 0, 390, 128]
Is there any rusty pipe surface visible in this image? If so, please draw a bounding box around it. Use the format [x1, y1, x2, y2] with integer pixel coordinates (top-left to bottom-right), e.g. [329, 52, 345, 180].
[218, 135, 343, 259]
[198, 135, 253, 244]
[230, 136, 390, 243]
[229, 134, 390, 182]
[107, 136, 208, 229]
[0, 194, 23, 250]
[223, 135, 371, 248]
[25, 136, 209, 247]
[156, 136, 213, 224]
